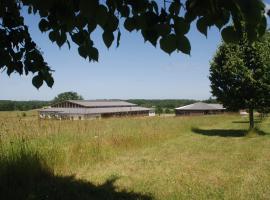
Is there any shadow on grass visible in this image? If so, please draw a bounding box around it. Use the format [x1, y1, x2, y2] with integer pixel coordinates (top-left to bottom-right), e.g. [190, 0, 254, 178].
[232, 120, 262, 124]
[192, 127, 269, 137]
[191, 127, 247, 137]
[0, 151, 153, 200]
[250, 127, 268, 136]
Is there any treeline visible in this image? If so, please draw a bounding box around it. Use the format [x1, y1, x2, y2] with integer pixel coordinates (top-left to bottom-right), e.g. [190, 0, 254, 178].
[127, 99, 196, 109]
[0, 100, 49, 111]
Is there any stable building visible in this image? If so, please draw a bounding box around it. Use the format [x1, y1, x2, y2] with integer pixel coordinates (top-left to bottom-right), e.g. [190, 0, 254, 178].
[39, 100, 154, 120]
[175, 102, 225, 116]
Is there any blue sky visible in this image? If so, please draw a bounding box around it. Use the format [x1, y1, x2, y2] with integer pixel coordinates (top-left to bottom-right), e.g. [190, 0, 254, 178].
[0, 1, 269, 100]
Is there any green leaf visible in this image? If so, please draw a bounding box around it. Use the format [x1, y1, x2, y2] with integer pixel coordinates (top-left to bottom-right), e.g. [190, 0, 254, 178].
[87, 19, 97, 33]
[142, 29, 159, 47]
[214, 12, 230, 30]
[102, 31, 114, 48]
[104, 15, 119, 31]
[28, 6, 32, 14]
[15, 61, 23, 74]
[96, 5, 108, 27]
[45, 74, 54, 88]
[38, 19, 50, 32]
[88, 47, 99, 62]
[151, 1, 159, 14]
[76, 13, 88, 29]
[155, 23, 171, 36]
[184, 10, 197, 23]
[119, 5, 130, 17]
[56, 31, 67, 47]
[160, 34, 177, 55]
[49, 31, 58, 42]
[33, 7, 37, 15]
[15, 52, 23, 60]
[177, 36, 191, 55]
[174, 17, 190, 35]
[124, 18, 136, 32]
[78, 46, 88, 59]
[66, 40, 71, 49]
[71, 31, 85, 45]
[39, 10, 48, 18]
[221, 26, 240, 43]
[32, 75, 43, 89]
[136, 15, 147, 30]
[169, 1, 181, 15]
[7, 66, 14, 76]
[116, 30, 121, 48]
[197, 17, 208, 37]
[79, 0, 98, 17]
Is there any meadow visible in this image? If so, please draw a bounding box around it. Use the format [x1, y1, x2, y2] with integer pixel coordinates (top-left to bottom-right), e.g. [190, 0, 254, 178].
[0, 111, 270, 200]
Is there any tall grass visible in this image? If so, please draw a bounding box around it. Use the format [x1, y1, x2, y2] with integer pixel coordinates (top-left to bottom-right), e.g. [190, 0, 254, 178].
[0, 112, 270, 199]
[0, 139, 52, 200]
[0, 140, 152, 200]
[0, 116, 189, 172]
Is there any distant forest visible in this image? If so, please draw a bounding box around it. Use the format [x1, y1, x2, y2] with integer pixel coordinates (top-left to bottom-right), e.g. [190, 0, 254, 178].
[128, 99, 196, 108]
[0, 100, 50, 111]
[0, 99, 217, 112]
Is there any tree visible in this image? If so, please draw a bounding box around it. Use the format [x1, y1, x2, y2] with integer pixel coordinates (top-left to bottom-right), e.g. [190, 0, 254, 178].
[203, 97, 217, 104]
[0, 0, 267, 88]
[164, 108, 171, 114]
[53, 91, 83, 104]
[155, 106, 163, 116]
[257, 107, 270, 119]
[209, 32, 270, 129]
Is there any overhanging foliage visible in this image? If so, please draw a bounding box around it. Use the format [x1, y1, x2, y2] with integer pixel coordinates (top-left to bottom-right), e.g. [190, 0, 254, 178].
[0, 0, 268, 88]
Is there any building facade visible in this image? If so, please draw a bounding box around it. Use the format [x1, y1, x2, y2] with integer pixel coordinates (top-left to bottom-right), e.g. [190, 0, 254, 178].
[39, 100, 154, 120]
[175, 102, 225, 116]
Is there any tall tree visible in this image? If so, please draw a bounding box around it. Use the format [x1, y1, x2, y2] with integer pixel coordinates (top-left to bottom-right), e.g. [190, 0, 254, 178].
[209, 32, 270, 129]
[0, 0, 267, 88]
[53, 91, 83, 104]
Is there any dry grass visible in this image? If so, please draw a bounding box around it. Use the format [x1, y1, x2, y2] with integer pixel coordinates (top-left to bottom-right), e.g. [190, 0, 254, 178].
[0, 112, 270, 199]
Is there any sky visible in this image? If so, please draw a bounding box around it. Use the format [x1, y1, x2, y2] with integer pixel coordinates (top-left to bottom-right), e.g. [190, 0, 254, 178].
[0, 1, 269, 101]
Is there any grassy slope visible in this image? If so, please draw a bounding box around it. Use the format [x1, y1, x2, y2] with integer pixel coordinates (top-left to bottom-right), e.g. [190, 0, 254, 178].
[0, 112, 270, 199]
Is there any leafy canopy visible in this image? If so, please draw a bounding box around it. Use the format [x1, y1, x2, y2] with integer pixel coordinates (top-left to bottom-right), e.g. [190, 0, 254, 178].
[53, 91, 84, 104]
[209, 32, 270, 127]
[0, 0, 268, 88]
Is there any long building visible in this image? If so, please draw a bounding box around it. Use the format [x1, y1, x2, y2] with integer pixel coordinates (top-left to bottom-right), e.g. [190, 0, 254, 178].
[175, 102, 225, 116]
[39, 100, 154, 120]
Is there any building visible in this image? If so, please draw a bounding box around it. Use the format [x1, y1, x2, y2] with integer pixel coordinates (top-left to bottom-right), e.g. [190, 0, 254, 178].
[39, 100, 154, 120]
[239, 109, 249, 116]
[175, 102, 225, 116]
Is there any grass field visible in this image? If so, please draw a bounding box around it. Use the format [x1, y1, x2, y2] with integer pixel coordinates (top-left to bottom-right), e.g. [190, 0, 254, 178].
[0, 112, 270, 200]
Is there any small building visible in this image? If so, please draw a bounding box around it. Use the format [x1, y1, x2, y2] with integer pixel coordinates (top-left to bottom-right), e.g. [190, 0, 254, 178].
[239, 109, 248, 116]
[39, 100, 154, 120]
[175, 102, 225, 116]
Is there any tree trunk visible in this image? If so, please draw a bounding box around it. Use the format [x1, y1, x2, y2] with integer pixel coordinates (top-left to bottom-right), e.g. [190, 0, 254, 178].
[249, 108, 254, 129]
